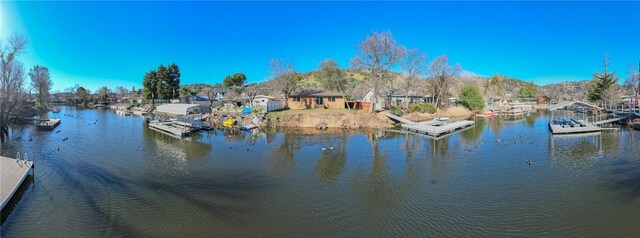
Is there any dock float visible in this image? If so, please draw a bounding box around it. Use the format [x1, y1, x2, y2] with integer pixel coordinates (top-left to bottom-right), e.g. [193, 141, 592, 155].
[148, 121, 193, 137]
[1, 155, 33, 212]
[36, 118, 61, 130]
[401, 120, 475, 137]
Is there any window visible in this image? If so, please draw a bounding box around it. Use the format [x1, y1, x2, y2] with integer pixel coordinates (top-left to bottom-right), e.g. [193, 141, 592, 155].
[315, 97, 324, 105]
[292, 97, 300, 102]
[328, 97, 336, 102]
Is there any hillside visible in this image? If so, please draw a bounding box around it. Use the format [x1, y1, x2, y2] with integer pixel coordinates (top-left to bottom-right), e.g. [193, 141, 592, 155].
[181, 70, 548, 100]
[538, 81, 591, 101]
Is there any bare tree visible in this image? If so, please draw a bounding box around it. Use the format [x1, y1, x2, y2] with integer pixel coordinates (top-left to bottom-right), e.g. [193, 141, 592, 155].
[625, 62, 639, 109]
[601, 84, 623, 109]
[351, 31, 405, 112]
[400, 48, 427, 108]
[115, 86, 128, 96]
[0, 34, 29, 140]
[269, 58, 300, 109]
[29, 65, 52, 109]
[244, 83, 264, 108]
[429, 54, 459, 107]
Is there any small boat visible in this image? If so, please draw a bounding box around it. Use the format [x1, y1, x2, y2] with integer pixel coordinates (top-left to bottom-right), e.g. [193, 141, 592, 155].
[51, 108, 61, 113]
[484, 110, 497, 115]
[240, 124, 257, 131]
[223, 117, 235, 128]
[435, 117, 450, 122]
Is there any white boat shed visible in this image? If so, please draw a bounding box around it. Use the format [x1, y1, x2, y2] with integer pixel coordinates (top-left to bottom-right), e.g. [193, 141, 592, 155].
[155, 104, 211, 116]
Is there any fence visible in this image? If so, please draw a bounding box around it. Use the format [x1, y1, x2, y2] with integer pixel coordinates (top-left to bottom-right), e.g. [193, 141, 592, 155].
[266, 100, 285, 112]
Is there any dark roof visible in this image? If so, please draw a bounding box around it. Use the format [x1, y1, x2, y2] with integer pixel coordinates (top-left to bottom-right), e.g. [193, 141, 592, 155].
[292, 88, 343, 97]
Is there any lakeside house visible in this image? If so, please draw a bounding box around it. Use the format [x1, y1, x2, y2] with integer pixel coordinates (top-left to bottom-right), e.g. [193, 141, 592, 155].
[213, 89, 228, 101]
[252, 95, 275, 107]
[288, 89, 345, 109]
[362, 88, 432, 110]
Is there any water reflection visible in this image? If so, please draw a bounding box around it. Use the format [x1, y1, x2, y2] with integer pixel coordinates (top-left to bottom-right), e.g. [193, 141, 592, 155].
[549, 133, 603, 173]
[459, 118, 485, 142]
[314, 137, 347, 183]
[3, 106, 640, 237]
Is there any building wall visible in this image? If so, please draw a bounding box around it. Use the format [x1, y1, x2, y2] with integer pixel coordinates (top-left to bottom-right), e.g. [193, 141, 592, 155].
[287, 96, 345, 109]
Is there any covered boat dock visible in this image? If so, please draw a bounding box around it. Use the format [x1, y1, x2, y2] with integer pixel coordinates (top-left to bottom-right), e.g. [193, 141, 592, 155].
[548, 100, 620, 134]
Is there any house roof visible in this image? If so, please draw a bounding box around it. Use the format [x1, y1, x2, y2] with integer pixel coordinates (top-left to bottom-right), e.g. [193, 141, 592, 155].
[254, 95, 275, 99]
[292, 88, 343, 97]
[156, 103, 207, 115]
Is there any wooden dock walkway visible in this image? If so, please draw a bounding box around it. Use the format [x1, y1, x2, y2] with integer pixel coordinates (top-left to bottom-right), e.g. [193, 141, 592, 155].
[401, 120, 475, 137]
[1, 155, 33, 211]
[385, 114, 416, 125]
[592, 117, 622, 125]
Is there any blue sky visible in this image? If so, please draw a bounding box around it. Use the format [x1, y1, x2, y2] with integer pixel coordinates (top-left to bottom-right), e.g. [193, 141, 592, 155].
[2, 1, 639, 92]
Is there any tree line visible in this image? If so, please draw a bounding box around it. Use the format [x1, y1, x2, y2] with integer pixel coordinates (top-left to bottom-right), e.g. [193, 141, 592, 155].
[1, 34, 57, 141]
[142, 63, 181, 105]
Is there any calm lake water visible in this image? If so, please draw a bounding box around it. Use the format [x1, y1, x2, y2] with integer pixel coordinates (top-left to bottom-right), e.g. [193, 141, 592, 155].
[1, 106, 639, 237]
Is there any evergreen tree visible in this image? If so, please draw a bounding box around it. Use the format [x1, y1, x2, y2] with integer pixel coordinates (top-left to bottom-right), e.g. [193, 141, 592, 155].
[518, 82, 537, 99]
[222, 73, 246, 88]
[588, 56, 618, 106]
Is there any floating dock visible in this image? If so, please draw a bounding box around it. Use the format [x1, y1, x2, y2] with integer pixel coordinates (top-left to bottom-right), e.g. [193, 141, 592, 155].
[1, 155, 33, 212]
[148, 121, 193, 137]
[148, 119, 206, 138]
[36, 118, 61, 130]
[401, 120, 475, 137]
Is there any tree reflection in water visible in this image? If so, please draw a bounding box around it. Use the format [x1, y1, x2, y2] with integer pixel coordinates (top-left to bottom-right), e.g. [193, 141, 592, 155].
[271, 133, 301, 176]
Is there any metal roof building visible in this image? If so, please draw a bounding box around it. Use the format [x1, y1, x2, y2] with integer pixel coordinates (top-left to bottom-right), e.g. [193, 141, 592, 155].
[155, 104, 211, 115]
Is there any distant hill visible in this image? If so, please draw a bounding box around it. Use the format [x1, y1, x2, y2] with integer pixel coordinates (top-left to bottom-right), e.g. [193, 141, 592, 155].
[538, 80, 591, 101]
[182, 70, 582, 101]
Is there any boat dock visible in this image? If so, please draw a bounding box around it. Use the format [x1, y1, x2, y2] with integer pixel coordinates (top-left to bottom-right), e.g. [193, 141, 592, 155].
[401, 120, 475, 137]
[148, 121, 193, 137]
[384, 113, 417, 124]
[36, 118, 61, 130]
[148, 119, 206, 138]
[1, 155, 33, 212]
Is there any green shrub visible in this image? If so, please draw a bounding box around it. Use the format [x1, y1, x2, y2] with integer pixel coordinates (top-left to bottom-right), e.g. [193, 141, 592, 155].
[408, 103, 424, 113]
[390, 106, 403, 116]
[408, 103, 436, 114]
[425, 103, 436, 113]
[459, 84, 485, 111]
[252, 107, 264, 114]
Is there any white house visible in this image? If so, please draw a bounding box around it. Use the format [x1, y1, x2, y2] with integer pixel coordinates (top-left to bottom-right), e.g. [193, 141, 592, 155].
[251, 95, 284, 112]
[362, 88, 432, 110]
[252, 95, 275, 107]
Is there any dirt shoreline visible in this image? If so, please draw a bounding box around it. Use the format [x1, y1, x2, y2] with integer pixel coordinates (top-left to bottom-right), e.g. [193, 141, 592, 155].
[263, 109, 395, 129]
[402, 106, 474, 122]
[261, 107, 475, 129]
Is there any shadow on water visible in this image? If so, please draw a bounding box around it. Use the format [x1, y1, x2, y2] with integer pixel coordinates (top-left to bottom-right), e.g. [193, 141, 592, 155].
[602, 130, 640, 201]
[606, 160, 640, 201]
[44, 158, 274, 236]
[1, 175, 33, 224]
